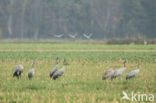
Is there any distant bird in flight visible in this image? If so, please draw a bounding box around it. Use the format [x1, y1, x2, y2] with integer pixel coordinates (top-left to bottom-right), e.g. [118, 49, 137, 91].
[83, 33, 93, 39]
[68, 33, 78, 39]
[54, 34, 64, 38]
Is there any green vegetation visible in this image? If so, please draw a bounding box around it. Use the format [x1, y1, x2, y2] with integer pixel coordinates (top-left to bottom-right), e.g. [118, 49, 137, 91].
[0, 43, 156, 50]
[0, 43, 156, 103]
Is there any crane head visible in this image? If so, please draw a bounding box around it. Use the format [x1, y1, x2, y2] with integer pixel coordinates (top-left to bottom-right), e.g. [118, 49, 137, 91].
[137, 63, 140, 68]
[31, 61, 35, 67]
[123, 60, 126, 67]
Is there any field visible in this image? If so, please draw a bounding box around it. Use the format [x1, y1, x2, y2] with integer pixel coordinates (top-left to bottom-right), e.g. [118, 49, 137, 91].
[0, 42, 156, 103]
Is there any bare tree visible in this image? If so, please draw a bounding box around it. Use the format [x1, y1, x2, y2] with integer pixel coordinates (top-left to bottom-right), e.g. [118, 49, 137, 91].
[90, 0, 122, 38]
[32, 0, 41, 40]
[8, 0, 16, 37]
[20, 0, 27, 39]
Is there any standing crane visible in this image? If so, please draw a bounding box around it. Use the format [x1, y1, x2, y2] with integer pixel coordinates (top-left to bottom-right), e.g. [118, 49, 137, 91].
[28, 61, 35, 80]
[102, 68, 116, 80]
[13, 64, 24, 79]
[111, 60, 126, 79]
[53, 59, 66, 80]
[126, 63, 140, 80]
[50, 57, 59, 78]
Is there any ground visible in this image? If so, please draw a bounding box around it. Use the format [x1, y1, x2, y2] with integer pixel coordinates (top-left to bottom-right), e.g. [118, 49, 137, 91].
[0, 42, 155, 103]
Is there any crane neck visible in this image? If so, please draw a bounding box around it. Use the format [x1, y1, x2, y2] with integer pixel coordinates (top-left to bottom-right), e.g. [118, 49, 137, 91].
[137, 64, 140, 69]
[32, 61, 35, 68]
[123, 60, 126, 68]
[124, 63, 126, 68]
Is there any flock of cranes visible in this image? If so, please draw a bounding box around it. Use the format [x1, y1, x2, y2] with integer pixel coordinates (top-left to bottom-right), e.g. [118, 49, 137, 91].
[102, 60, 140, 80]
[50, 58, 66, 80]
[13, 58, 140, 80]
[13, 58, 66, 80]
[53, 33, 93, 39]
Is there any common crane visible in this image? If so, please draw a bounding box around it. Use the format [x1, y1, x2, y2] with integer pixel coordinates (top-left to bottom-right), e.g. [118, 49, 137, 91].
[54, 34, 64, 38]
[126, 63, 140, 80]
[144, 41, 147, 45]
[68, 33, 77, 39]
[83, 33, 93, 39]
[111, 60, 126, 79]
[28, 61, 35, 80]
[53, 59, 66, 80]
[50, 57, 59, 78]
[13, 65, 24, 79]
[102, 68, 116, 80]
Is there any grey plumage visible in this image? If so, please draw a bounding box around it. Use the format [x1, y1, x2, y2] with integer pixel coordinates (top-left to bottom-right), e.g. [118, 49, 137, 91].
[102, 68, 116, 80]
[13, 65, 24, 79]
[28, 61, 35, 80]
[83, 33, 93, 39]
[54, 34, 64, 38]
[53, 59, 66, 80]
[111, 60, 126, 79]
[126, 63, 140, 80]
[28, 69, 34, 79]
[50, 57, 59, 78]
[68, 33, 77, 39]
[53, 66, 65, 80]
[50, 65, 58, 78]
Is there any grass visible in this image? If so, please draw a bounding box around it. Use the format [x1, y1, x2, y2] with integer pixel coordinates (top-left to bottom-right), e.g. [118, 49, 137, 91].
[0, 44, 156, 50]
[0, 43, 156, 103]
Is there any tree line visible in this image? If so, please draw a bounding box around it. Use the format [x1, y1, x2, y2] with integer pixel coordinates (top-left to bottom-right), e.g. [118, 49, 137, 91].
[0, 0, 155, 39]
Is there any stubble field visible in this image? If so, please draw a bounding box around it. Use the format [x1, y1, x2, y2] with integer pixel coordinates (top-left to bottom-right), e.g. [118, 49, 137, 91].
[0, 43, 156, 103]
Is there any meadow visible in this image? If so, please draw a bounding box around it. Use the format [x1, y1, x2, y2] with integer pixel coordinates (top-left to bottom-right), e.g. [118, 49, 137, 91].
[0, 42, 156, 103]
